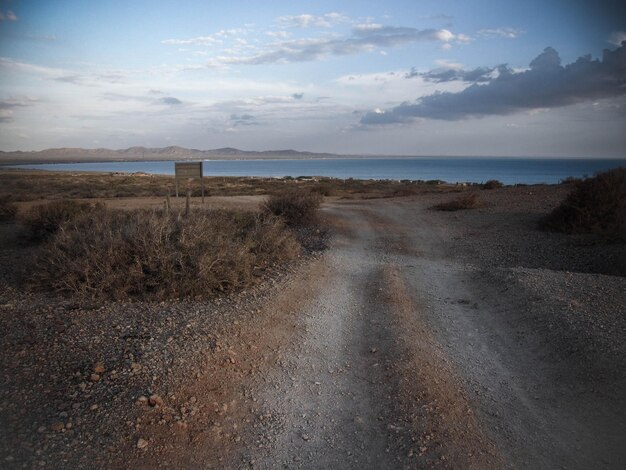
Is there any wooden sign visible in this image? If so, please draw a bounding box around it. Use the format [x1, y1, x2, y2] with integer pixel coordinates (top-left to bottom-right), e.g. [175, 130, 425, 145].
[174, 161, 204, 202]
[175, 162, 203, 179]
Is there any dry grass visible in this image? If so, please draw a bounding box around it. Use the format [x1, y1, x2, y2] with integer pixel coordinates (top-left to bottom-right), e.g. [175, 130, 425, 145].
[433, 193, 482, 211]
[541, 168, 626, 239]
[263, 189, 323, 226]
[20, 200, 102, 242]
[28, 206, 300, 300]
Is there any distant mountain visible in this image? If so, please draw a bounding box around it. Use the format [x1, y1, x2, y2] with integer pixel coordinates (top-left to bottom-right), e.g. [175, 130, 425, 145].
[0, 146, 346, 165]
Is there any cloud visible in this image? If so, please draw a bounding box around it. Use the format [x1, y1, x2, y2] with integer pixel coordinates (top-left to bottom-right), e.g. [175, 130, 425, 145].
[162, 36, 221, 46]
[609, 31, 626, 46]
[276, 12, 349, 28]
[0, 10, 18, 22]
[0, 97, 37, 123]
[230, 113, 258, 126]
[361, 42, 626, 124]
[160, 97, 182, 105]
[292, 92, 304, 100]
[406, 62, 496, 83]
[477, 27, 523, 39]
[208, 25, 458, 66]
[266, 30, 290, 38]
[0, 109, 13, 123]
[0, 97, 37, 110]
[162, 28, 248, 46]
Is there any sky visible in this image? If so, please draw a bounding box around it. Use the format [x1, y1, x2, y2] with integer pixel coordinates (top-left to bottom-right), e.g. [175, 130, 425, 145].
[0, 0, 625, 157]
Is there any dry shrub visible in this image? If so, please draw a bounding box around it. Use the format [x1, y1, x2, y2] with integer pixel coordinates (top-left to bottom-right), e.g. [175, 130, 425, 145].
[263, 189, 322, 226]
[30, 208, 300, 300]
[482, 179, 504, 190]
[21, 200, 101, 242]
[433, 193, 482, 211]
[0, 196, 17, 221]
[541, 167, 626, 239]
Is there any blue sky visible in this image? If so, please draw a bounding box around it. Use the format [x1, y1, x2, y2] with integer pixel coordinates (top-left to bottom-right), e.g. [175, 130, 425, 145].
[0, 0, 625, 156]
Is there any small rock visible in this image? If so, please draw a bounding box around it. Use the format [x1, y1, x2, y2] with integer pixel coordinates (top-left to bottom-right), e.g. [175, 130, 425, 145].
[136, 438, 149, 449]
[136, 395, 149, 405]
[50, 422, 65, 432]
[93, 363, 106, 374]
[149, 394, 164, 407]
[90, 373, 101, 383]
[90, 404, 98, 411]
[131, 363, 142, 373]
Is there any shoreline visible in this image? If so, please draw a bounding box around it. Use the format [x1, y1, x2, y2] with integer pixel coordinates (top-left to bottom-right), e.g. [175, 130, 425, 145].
[2, 154, 626, 167]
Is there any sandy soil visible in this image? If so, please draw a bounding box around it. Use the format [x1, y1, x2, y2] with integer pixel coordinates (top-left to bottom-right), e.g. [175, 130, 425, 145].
[1, 187, 624, 469]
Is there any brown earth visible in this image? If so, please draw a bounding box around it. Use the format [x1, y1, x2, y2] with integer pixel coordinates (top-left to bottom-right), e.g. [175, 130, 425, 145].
[1, 185, 625, 469]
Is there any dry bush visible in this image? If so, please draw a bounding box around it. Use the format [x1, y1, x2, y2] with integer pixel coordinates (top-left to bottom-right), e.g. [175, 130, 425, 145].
[0, 196, 17, 221]
[541, 167, 626, 239]
[29, 208, 300, 300]
[20, 200, 102, 242]
[263, 189, 322, 226]
[433, 193, 482, 211]
[482, 179, 504, 190]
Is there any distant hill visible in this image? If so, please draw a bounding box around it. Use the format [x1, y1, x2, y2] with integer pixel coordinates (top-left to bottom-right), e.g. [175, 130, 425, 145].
[0, 146, 347, 165]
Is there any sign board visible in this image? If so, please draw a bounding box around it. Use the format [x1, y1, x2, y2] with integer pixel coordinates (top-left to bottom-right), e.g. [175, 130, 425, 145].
[175, 162, 203, 179]
[174, 161, 204, 202]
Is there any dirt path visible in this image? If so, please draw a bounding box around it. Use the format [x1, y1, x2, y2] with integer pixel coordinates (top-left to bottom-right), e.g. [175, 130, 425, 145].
[230, 198, 624, 469]
[229, 202, 501, 469]
[127, 196, 624, 469]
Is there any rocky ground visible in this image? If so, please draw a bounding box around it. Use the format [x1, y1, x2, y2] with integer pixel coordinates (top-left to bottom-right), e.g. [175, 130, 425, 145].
[1, 185, 625, 469]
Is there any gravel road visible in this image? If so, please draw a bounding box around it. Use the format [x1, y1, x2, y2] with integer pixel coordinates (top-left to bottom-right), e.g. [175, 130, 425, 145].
[230, 195, 625, 469]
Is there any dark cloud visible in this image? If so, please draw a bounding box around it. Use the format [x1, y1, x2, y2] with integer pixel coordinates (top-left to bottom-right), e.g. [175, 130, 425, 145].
[53, 75, 84, 84]
[406, 65, 495, 82]
[362, 42, 626, 124]
[292, 92, 304, 100]
[0, 97, 36, 122]
[160, 97, 182, 105]
[230, 113, 258, 126]
[0, 98, 35, 110]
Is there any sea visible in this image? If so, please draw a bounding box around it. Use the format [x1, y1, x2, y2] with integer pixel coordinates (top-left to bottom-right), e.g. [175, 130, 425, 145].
[7, 157, 626, 185]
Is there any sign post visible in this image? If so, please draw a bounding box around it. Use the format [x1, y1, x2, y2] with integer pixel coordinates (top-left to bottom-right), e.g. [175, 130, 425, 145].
[174, 162, 204, 203]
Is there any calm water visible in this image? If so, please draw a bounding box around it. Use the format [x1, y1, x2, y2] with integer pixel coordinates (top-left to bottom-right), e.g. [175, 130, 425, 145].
[8, 157, 625, 185]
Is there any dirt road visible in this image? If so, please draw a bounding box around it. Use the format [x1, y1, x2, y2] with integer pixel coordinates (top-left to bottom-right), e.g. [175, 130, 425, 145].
[221, 197, 625, 469]
[93, 192, 622, 469]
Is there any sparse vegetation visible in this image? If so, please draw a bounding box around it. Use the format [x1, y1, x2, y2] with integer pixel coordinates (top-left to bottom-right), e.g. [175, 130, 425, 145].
[263, 189, 323, 226]
[20, 200, 101, 242]
[482, 180, 504, 190]
[541, 168, 626, 239]
[0, 170, 456, 202]
[29, 207, 300, 300]
[433, 193, 482, 211]
[0, 196, 17, 221]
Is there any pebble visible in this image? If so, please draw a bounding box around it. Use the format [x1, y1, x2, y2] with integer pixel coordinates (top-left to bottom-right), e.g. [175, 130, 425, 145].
[149, 394, 164, 407]
[137, 395, 149, 405]
[136, 438, 149, 449]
